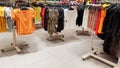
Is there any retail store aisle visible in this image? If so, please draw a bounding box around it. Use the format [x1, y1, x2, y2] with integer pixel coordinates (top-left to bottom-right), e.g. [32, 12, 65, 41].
[0, 29, 112, 68]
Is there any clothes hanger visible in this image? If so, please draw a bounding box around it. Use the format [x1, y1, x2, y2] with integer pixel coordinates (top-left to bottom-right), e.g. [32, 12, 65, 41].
[18, 3, 30, 10]
[0, 2, 6, 6]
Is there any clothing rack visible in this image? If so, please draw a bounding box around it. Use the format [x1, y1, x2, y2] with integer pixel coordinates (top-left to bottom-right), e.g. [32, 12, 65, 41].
[0, 2, 28, 53]
[1, 21, 28, 53]
[42, 7, 64, 41]
[82, 4, 120, 68]
[82, 32, 120, 68]
[82, 29, 120, 68]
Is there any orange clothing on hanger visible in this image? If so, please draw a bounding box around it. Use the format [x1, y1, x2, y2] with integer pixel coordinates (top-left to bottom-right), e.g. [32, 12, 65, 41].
[0, 7, 6, 32]
[12, 8, 36, 35]
[98, 9, 106, 34]
[95, 9, 102, 34]
[76, 0, 84, 3]
[96, 4, 110, 34]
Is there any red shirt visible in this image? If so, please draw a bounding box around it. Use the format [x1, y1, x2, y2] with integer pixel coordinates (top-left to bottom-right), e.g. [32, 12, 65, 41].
[40, 8, 45, 28]
[95, 9, 102, 34]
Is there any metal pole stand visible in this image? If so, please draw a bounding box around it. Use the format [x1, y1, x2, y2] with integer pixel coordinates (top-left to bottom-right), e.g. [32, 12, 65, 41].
[114, 58, 120, 68]
[82, 49, 120, 67]
[82, 29, 120, 68]
[47, 33, 64, 41]
[81, 5, 120, 67]
[76, 28, 90, 36]
[0, 22, 28, 54]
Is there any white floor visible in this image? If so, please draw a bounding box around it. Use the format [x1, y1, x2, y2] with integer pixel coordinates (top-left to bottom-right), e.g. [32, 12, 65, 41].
[0, 28, 115, 68]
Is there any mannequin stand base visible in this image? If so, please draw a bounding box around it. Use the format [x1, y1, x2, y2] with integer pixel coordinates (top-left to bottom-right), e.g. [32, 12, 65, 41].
[82, 50, 120, 68]
[0, 42, 28, 54]
[76, 30, 90, 36]
[47, 34, 64, 41]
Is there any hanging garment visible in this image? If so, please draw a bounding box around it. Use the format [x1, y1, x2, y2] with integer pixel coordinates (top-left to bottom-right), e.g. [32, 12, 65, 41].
[96, 4, 110, 34]
[44, 8, 49, 31]
[100, 4, 116, 39]
[97, 9, 106, 34]
[76, 6, 84, 26]
[0, 17, 6, 32]
[92, 0, 96, 4]
[42, 8, 64, 33]
[64, 9, 77, 30]
[103, 4, 120, 58]
[95, 9, 102, 34]
[12, 8, 36, 35]
[0, 7, 6, 32]
[57, 8, 64, 32]
[5, 7, 13, 31]
[33, 6, 41, 23]
[76, 0, 84, 3]
[47, 9, 59, 35]
[96, 4, 110, 39]
[88, 7, 98, 31]
[82, 7, 89, 30]
[40, 8, 45, 28]
[84, 0, 87, 4]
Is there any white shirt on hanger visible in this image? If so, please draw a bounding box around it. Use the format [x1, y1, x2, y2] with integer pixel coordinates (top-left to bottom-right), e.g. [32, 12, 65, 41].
[5, 7, 12, 17]
[64, 9, 77, 30]
[82, 8, 89, 30]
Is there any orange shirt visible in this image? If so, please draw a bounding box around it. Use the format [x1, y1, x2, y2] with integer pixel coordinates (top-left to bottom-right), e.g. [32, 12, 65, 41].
[98, 9, 106, 34]
[12, 8, 36, 35]
[76, 0, 84, 2]
[95, 9, 102, 34]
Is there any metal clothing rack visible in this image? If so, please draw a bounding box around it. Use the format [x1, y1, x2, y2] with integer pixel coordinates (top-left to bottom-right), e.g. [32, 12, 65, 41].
[0, 1, 28, 54]
[82, 30, 120, 68]
[82, 4, 120, 68]
[0, 21, 28, 54]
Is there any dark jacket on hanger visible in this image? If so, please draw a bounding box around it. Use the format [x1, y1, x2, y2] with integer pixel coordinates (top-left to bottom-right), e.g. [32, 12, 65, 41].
[102, 4, 120, 58]
[57, 8, 64, 32]
[44, 8, 49, 31]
